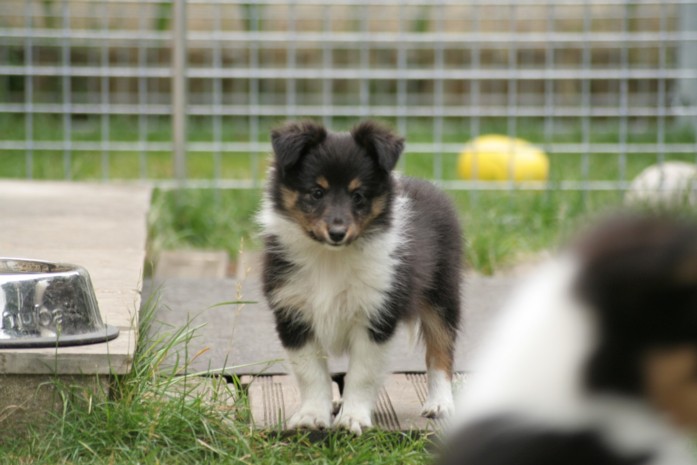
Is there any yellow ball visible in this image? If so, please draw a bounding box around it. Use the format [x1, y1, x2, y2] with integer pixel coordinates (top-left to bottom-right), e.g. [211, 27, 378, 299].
[457, 135, 549, 182]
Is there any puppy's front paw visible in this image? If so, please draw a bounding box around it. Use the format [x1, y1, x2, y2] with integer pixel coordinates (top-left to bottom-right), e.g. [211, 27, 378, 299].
[422, 371, 454, 419]
[420, 397, 454, 419]
[287, 407, 331, 430]
[333, 408, 372, 435]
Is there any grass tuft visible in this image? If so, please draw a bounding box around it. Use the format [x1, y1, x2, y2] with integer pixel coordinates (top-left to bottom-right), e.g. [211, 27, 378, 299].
[147, 188, 263, 272]
[0, 294, 433, 465]
[454, 189, 623, 274]
[0, 295, 251, 464]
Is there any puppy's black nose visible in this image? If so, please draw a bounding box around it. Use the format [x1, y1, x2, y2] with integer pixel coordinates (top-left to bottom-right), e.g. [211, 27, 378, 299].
[329, 228, 347, 243]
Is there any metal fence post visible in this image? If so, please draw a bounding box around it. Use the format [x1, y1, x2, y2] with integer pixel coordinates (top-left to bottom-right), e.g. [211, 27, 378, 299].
[173, 0, 188, 186]
[679, 2, 697, 128]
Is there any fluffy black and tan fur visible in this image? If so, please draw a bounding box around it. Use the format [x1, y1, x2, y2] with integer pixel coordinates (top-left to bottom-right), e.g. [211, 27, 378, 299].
[258, 120, 462, 434]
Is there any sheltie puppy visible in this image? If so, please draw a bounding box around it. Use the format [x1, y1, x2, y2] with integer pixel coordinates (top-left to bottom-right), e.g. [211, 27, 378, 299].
[258, 120, 462, 435]
[438, 214, 697, 465]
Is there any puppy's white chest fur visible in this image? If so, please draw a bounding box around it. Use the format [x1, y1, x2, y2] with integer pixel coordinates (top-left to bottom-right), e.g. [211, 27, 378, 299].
[278, 243, 393, 353]
[260, 196, 410, 354]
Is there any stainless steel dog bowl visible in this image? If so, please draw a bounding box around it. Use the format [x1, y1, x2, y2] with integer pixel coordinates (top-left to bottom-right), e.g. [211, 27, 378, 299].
[0, 258, 119, 348]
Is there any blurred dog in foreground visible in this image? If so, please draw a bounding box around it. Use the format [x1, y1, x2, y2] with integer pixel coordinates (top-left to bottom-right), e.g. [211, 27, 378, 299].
[439, 214, 697, 465]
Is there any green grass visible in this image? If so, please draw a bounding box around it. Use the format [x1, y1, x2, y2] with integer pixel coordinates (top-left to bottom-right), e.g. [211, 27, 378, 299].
[0, 296, 433, 465]
[453, 189, 620, 273]
[148, 187, 616, 275]
[148, 188, 262, 259]
[2, 114, 696, 183]
[2, 114, 697, 273]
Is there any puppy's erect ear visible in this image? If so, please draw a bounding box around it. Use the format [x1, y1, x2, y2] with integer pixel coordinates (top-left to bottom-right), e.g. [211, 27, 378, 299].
[271, 121, 327, 175]
[351, 120, 404, 173]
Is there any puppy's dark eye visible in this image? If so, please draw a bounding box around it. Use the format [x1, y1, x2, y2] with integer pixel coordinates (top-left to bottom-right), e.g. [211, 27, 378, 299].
[352, 191, 366, 207]
[310, 188, 325, 200]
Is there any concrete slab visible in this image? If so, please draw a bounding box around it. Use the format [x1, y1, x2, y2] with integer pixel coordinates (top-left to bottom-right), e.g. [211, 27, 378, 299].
[0, 374, 109, 437]
[0, 181, 151, 375]
[0, 330, 136, 375]
[145, 273, 518, 375]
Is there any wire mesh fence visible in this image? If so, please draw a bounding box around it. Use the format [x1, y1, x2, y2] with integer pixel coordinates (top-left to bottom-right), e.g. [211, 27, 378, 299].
[1, 0, 696, 191]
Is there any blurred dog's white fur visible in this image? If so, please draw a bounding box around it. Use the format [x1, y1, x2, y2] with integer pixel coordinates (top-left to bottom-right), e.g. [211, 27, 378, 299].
[440, 215, 697, 465]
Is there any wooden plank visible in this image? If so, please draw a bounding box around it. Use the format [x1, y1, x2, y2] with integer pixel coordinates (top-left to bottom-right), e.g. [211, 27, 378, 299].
[245, 373, 468, 432]
[382, 374, 434, 431]
[246, 375, 296, 429]
[246, 375, 341, 429]
[373, 385, 401, 430]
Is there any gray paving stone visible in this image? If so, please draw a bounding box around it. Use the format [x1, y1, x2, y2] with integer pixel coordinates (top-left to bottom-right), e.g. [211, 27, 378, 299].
[145, 273, 518, 375]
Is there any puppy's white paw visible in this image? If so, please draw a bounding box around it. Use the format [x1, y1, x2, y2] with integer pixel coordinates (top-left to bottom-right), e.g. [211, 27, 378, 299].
[421, 397, 454, 419]
[333, 408, 372, 435]
[423, 369, 454, 418]
[287, 407, 331, 430]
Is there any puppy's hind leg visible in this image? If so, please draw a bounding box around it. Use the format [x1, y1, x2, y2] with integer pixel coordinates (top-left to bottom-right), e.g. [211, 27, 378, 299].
[420, 306, 458, 419]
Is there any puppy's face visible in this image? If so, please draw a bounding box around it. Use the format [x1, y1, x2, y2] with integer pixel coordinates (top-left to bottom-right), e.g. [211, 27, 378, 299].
[269, 120, 404, 247]
[279, 169, 387, 247]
